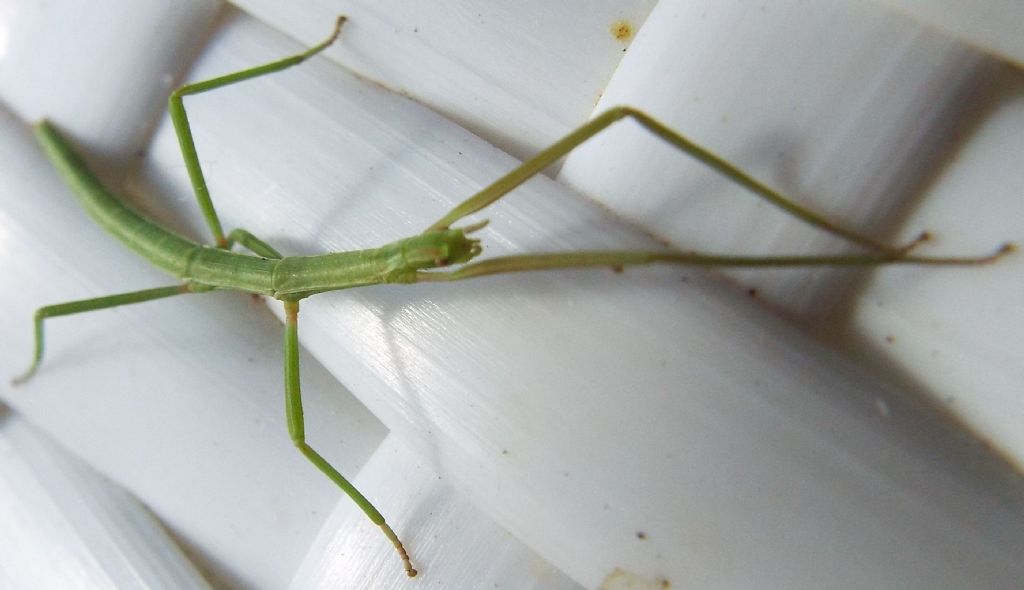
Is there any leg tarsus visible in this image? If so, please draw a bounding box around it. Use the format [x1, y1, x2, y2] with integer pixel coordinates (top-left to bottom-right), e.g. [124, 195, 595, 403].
[303, 15, 347, 58]
[892, 230, 930, 256]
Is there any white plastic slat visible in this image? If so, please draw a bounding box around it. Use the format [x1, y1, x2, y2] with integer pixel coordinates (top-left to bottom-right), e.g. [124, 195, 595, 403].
[0, 411, 212, 590]
[227, 0, 659, 161]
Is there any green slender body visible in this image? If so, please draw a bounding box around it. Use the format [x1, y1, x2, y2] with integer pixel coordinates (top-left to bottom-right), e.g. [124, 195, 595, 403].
[35, 120, 1004, 302]
[35, 120, 481, 301]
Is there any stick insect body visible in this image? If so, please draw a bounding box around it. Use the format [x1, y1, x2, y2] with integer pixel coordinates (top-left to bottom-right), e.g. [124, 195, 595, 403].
[13, 16, 1012, 578]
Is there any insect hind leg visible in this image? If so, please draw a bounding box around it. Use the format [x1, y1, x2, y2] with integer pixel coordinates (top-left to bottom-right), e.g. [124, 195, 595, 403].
[11, 284, 197, 385]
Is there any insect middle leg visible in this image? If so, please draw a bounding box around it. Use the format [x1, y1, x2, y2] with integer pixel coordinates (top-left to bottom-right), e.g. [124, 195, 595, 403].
[169, 16, 346, 248]
[281, 300, 417, 577]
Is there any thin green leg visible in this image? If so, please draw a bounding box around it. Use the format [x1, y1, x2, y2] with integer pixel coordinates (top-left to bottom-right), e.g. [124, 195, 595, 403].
[282, 301, 417, 577]
[416, 243, 1015, 283]
[226, 228, 283, 259]
[169, 16, 346, 248]
[426, 106, 925, 255]
[12, 284, 197, 385]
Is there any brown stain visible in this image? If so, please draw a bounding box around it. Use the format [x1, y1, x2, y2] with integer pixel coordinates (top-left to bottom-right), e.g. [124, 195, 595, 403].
[610, 20, 634, 43]
[600, 567, 671, 589]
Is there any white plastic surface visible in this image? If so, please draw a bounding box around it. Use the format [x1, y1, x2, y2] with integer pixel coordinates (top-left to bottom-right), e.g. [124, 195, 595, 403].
[1, 1, 1023, 589]
[0, 410, 212, 590]
[560, 0, 1000, 320]
[229, 0, 658, 161]
[0, 0, 221, 178]
[853, 72, 1024, 468]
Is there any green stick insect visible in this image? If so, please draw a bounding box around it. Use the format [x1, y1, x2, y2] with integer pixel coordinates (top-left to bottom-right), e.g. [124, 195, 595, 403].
[11, 16, 1013, 577]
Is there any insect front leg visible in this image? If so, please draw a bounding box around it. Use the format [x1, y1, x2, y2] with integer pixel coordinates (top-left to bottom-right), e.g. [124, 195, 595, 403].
[427, 106, 930, 257]
[415, 245, 1013, 284]
[281, 300, 417, 577]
